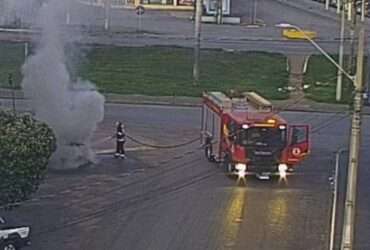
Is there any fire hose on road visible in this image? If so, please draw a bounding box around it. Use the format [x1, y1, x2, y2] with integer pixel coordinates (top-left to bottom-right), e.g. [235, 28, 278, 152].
[93, 133, 200, 149]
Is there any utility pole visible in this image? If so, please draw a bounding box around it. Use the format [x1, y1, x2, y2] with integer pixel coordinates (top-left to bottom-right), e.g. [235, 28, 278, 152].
[193, 0, 202, 85]
[347, 0, 357, 75]
[360, 0, 365, 22]
[216, 0, 223, 24]
[336, 0, 346, 101]
[250, 0, 257, 24]
[347, 0, 353, 21]
[65, 0, 71, 25]
[104, 0, 111, 31]
[340, 24, 365, 250]
[24, 42, 29, 59]
[337, 0, 341, 14]
[367, 47, 370, 106]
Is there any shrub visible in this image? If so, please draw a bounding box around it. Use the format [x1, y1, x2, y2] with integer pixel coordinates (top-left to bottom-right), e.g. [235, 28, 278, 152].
[0, 110, 56, 208]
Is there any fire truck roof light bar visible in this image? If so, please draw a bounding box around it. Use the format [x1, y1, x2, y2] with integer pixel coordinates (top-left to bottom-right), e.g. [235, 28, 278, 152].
[244, 92, 273, 112]
[203, 92, 232, 111]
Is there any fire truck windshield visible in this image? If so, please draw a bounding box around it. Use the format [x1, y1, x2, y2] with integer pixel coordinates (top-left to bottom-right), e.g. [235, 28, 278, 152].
[237, 127, 286, 147]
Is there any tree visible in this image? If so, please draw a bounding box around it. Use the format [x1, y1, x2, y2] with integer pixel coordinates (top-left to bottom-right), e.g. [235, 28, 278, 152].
[0, 110, 56, 208]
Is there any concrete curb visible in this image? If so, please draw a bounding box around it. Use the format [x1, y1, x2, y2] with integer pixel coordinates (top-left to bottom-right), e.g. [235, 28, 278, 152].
[0, 28, 351, 44]
[1, 87, 369, 114]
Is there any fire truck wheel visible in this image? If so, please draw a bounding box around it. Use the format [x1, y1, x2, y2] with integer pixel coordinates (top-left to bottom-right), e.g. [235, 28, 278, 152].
[205, 145, 213, 162]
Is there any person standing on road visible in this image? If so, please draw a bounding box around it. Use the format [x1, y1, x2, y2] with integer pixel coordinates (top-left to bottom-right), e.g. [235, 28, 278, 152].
[114, 122, 126, 159]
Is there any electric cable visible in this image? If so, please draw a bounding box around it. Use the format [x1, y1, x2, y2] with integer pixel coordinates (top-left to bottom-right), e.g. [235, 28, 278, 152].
[311, 113, 351, 134]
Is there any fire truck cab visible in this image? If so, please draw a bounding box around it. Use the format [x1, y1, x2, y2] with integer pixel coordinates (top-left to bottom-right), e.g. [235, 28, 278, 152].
[201, 91, 310, 179]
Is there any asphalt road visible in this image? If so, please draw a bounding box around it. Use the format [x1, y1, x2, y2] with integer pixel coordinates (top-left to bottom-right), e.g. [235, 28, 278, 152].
[2, 103, 370, 250]
[1, 0, 370, 54]
[69, 0, 341, 37]
[0, 31, 350, 54]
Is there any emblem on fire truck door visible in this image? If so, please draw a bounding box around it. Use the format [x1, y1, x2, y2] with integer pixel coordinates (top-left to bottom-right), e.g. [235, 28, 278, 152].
[292, 147, 301, 156]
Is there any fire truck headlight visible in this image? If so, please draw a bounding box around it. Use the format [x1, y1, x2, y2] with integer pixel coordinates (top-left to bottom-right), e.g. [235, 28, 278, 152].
[18, 227, 30, 238]
[235, 163, 246, 172]
[278, 164, 288, 177]
[238, 170, 246, 178]
[242, 124, 249, 129]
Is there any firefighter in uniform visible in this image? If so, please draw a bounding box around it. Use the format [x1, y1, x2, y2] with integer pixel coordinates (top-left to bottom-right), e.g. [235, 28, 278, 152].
[114, 122, 126, 159]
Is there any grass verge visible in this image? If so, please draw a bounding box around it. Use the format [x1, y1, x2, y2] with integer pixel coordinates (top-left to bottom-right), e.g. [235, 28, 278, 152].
[304, 55, 358, 104]
[80, 46, 289, 99]
[3, 42, 359, 103]
[0, 42, 24, 89]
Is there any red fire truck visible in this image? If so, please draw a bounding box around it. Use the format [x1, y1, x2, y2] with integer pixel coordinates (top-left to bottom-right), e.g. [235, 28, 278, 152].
[201, 91, 310, 179]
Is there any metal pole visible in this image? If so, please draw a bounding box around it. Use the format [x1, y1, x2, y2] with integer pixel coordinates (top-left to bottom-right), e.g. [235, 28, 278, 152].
[330, 148, 347, 250]
[337, 0, 341, 14]
[361, 0, 365, 21]
[66, 0, 71, 25]
[291, 25, 354, 82]
[337, 0, 346, 101]
[347, 0, 357, 75]
[8, 74, 16, 114]
[367, 47, 370, 106]
[66, 11, 71, 25]
[24, 42, 28, 59]
[340, 24, 365, 250]
[253, 0, 257, 24]
[326, 0, 330, 10]
[139, 15, 142, 32]
[347, 0, 352, 21]
[193, 0, 202, 85]
[104, 0, 111, 31]
[216, 0, 223, 24]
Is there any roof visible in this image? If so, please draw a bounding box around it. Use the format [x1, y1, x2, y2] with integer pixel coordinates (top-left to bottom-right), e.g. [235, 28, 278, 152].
[203, 91, 287, 125]
[226, 110, 287, 125]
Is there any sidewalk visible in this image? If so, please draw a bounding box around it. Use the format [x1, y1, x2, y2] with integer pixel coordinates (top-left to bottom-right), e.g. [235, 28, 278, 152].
[275, 0, 341, 22]
[1, 87, 369, 114]
[276, 0, 370, 25]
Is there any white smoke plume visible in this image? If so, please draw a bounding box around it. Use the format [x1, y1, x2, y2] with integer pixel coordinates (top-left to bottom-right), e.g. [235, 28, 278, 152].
[20, 0, 105, 169]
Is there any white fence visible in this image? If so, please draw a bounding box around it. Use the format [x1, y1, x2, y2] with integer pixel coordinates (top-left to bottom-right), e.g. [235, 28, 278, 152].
[82, 0, 129, 6]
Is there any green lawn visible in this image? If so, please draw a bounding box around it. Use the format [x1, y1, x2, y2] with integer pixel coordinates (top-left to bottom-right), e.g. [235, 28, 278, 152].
[80, 46, 289, 99]
[304, 55, 355, 103]
[3, 42, 356, 103]
[0, 43, 25, 89]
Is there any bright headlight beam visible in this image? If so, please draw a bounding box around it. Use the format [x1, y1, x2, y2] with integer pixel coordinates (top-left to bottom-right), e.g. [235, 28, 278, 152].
[238, 170, 246, 179]
[278, 164, 288, 179]
[235, 163, 246, 172]
[242, 124, 249, 129]
[279, 170, 287, 178]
